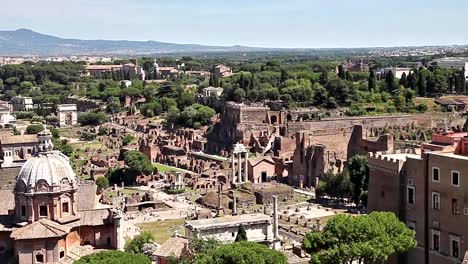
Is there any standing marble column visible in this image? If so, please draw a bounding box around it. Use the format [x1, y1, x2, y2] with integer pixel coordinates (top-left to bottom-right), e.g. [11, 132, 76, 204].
[231, 154, 236, 184]
[273, 195, 279, 240]
[244, 152, 248, 183]
[238, 154, 242, 183]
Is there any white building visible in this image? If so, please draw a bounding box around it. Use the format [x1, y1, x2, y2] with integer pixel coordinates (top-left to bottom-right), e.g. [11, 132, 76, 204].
[185, 213, 275, 244]
[11, 96, 34, 112]
[0, 101, 16, 127]
[200, 86, 224, 104]
[57, 104, 78, 127]
[431, 57, 468, 79]
[381, 67, 412, 79]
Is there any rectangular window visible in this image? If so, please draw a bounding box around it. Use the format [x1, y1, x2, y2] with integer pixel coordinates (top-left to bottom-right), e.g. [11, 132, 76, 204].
[21, 206, 26, 217]
[432, 167, 440, 182]
[451, 235, 460, 258]
[432, 230, 440, 251]
[39, 205, 48, 217]
[432, 192, 440, 210]
[27, 149, 32, 154]
[452, 171, 460, 186]
[407, 186, 415, 205]
[406, 221, 416, 231]
[62, 202, 69, 214]
[452, 199, 460, 215]
[36, 254, 44, 263]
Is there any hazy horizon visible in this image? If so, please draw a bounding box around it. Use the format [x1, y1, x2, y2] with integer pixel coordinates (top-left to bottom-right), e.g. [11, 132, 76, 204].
[2, 0, 468, 49]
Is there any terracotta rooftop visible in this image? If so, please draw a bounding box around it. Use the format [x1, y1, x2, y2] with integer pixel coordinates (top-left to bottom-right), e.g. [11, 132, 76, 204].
[153, 236, 189, 257]
[0, 134, 38, 145]
[11, 219, 71, 240]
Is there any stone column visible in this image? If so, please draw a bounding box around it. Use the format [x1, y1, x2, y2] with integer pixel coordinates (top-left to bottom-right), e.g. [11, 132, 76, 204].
[232, 195, 237, 215]
[238, 154, 242, 184]
[244, 152, 248, 183]
[273, 195, 279, 240]
[231, 154, 236, 184]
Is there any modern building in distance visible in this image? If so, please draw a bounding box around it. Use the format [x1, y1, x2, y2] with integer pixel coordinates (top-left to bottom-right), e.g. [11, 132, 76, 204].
[380, 67, 412, 79]
[368, 132, 468, 264]
[430, 57, 468, 79]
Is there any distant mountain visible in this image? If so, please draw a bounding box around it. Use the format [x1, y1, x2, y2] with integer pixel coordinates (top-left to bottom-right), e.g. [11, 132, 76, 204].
[0, 28, 268, 55]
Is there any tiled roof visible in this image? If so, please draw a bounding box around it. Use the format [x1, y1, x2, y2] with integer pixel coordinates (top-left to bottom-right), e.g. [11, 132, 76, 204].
[11, 219, 71, 240]
[153, 236, 189, 258]
[0, 134, 37, 145]
[248, 156, 275, 167]
[0, 190, 14, 215]
[76, 184, 98, 211]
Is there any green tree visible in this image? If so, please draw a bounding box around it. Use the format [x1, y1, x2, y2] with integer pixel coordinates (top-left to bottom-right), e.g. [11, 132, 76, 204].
[337, 65, 346, 79]
[417, 71, 426, 97]
[78, 112, 109, 126]
[74, 250, 150, 264]
[124, 231, 155, 254]
[235, 225, 248, 242]
[303, 212, 416, 264]
[195, 241, 287, 264]
[124, 151, 154, 175]
[26, 124, 44, 134]
[122, 134, 134, 146]
[348, 155, 369, 206]
[399, 72, 408, 87]
[233, 88, 246, 102]
[385, 70, 396, 93]
[95, 177, 109, 190]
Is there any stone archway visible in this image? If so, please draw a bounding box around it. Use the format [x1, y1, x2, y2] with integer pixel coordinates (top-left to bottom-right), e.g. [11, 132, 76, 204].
[65, 112, 73, 126]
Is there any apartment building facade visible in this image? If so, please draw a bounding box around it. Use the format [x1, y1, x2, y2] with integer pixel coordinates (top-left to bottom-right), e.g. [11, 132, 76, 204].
[368, 132, 468, 264]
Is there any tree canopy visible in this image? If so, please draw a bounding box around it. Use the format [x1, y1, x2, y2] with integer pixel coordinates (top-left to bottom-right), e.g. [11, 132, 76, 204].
[124, 151, 154, 175]
[124, 231, 155, 255]
[303, 212, 416, 264]
[194, 241, 287, 264]
[74, 250, 150, 264]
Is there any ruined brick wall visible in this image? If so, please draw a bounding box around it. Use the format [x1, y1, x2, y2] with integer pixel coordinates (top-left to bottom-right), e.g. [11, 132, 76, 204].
[347, 125, 394, 159]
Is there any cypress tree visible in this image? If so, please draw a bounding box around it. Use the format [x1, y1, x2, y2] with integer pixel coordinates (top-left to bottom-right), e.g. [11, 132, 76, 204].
[345, 71, 354, 82]
[418, 71, 426, 97]
[338, 65, 346, 79]
[368, 70, 376, 91]
[235, 225, 248, 242]
[385, 70, 396, 93]
[399, 72, 408, 87]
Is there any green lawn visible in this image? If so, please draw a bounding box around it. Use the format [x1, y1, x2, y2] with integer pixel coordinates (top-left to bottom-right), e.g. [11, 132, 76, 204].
[137, 218, 185, 244]
[154, 163, 186, 173]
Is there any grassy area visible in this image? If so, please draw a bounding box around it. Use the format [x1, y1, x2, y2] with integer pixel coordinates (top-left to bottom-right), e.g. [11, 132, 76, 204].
[137, 218, 185, 244]
[154, 163, 186, 173]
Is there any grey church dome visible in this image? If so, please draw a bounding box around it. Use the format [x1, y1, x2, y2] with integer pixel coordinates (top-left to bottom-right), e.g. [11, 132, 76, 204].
[15, 128, 77, 193]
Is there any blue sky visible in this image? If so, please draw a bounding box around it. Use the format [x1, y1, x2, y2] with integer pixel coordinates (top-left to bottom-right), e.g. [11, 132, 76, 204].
[2, 0, 468, 48]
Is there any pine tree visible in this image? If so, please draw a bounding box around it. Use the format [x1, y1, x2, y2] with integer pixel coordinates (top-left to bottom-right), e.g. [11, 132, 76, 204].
[368, 70, 376, 91]
[235, 225, 248, 242]
[399, 72, 408, 87]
